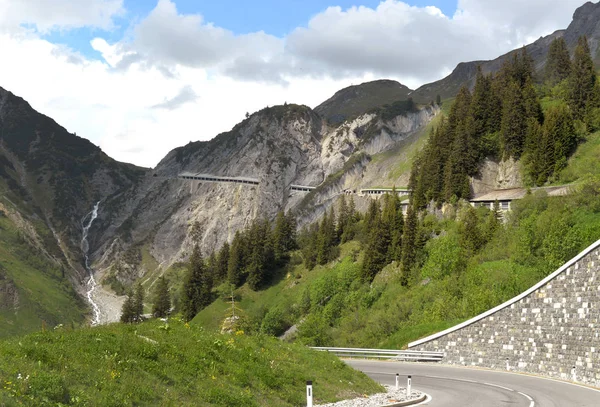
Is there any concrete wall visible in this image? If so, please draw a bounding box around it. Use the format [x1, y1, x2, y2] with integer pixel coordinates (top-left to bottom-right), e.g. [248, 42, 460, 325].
[409, 239, 600, 387]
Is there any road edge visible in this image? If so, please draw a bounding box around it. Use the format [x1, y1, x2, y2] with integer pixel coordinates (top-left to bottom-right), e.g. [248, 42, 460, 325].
[381, 392, 428, 407]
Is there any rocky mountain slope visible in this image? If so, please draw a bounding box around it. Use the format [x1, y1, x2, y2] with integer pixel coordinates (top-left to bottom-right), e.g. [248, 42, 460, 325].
[411, 1, 600, 102]
[1, 1, 598, 331]
[0, 87, 147, 330]
[93, 102, 438, 291]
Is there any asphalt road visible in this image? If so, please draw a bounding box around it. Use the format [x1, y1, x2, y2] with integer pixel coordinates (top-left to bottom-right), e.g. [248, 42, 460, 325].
[347, 360, 600, 406]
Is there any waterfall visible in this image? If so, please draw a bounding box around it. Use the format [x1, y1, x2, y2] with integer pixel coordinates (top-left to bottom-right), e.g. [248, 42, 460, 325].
[81, 201, 101, 326]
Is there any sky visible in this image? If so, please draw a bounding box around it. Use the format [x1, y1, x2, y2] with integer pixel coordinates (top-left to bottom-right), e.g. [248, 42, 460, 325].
[0, 0, 589, 168]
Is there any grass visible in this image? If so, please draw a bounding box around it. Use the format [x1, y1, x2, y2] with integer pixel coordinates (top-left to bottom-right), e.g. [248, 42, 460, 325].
[194, 182, 600, 352]
[0, 319, 383, 406]
[558, 130, 600, 183]
[0, 208, 86, 339]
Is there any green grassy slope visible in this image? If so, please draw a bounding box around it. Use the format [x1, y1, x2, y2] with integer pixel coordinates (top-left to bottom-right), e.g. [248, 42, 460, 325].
[0, 209, 86, 338]
[0, 319, 382, 406]
[193, 179, 600, 349]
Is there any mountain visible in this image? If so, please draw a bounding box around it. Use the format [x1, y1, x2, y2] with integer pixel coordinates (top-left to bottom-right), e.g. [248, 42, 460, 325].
[0, 87, 147, 333]
[315, 79, 413, 125]
[93, 102, 438, 295]
[411, 1, 600, 102]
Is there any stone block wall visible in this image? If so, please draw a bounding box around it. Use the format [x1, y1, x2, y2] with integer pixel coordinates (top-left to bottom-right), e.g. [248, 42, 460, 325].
[409, 240, 600, 387]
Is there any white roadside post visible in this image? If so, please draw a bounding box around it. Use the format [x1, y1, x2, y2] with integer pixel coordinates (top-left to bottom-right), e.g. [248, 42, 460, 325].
[307, 381, 313, 407]
[395, 373, 400, 390]
[407, 375, 412, 396]
[506, 358, 510, 371]
[572, 366, 577, 382]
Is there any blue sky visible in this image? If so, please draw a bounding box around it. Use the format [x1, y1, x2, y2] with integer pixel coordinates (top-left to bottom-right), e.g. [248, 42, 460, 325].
[2, 0, 583, 167]
[43, 0, 458, 59]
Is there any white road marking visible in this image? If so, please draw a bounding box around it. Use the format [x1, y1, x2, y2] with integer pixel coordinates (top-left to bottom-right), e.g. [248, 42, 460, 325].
[483, 382, 514, 392]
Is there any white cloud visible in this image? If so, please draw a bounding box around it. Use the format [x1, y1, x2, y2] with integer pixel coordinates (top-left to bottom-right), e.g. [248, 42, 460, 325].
[0, 0, 591, 168]
[0, 31, 368, 167]
[0, 0, 124, 33]
[108, 0, 587, 86]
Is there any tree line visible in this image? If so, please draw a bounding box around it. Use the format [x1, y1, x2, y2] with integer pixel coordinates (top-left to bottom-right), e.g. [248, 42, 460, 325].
[410, 36, 600, 208]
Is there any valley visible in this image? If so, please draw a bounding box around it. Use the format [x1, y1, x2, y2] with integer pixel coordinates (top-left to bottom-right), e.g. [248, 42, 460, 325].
[1, 1, 600, 405]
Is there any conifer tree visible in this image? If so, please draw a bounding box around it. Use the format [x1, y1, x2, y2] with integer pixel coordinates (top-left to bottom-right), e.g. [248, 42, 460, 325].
[216, 241, 230, 282]
[182, 245, 212, 321]
[471, 67, 493, 147]
[545, 37, 572, 85]
[537, 104, 576, 183]
[569, 36, 598, 120]
[400, 204, 418, 286]
[364, 199, 381, 233]
[120, 289, 136, 323]
[484, 202, 501, 242]
[133, 283, 144, 322]
[501, 80, 527, 158]
[247, 219, 275, 290]
[152, 276, 171, 318]
[337, 195, 349, 241]
[460, 206, 484, 254]
[361, 202, 387, 282]
[285, 212, 298, 251]
[382, 191, 403, 262]
[273, 211, 289, 264]
[228, 231, 245, 287]
[316, 208, 336, 265]
[300, 224, 318, 270]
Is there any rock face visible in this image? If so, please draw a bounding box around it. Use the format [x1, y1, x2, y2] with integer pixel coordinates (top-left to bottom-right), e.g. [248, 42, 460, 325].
[471, 158, 523, 195]
[94, 103, 439, 287]
[410, 241, 600, 388]
[0, 86, 146, 281]
[411, 1, 600, 102]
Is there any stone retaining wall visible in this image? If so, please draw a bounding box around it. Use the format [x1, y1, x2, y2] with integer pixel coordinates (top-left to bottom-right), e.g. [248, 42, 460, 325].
[409, 240, 600, 387]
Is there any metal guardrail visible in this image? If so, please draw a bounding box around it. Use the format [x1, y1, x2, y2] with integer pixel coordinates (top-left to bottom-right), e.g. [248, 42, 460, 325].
[311, 347, 444, 362]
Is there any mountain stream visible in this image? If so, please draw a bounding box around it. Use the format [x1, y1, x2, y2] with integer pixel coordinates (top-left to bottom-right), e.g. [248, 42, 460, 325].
[81, 202, 102, 325]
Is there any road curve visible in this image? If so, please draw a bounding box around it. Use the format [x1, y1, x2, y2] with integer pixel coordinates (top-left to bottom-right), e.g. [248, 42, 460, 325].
[347, 360, 600, 407]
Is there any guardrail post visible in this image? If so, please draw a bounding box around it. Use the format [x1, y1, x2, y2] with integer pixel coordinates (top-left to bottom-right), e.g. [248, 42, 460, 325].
[407, 375, 412, 396]
[306, 381, 313, 407]
[571, 366, 576, 382]
[395, 373, 399, 390]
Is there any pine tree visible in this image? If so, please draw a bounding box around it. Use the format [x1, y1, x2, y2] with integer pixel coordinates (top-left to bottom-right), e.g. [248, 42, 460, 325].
[484, 203, 501, 242]
[182, 245, 212, 321]
[545, 37, 572, 85]
[228, 231, 245, 287]
[460, 206, 484, 254]
[540, 104, 576, 181]
[120, 289, 136, 323]
[361, 204, 387, 282]
[300, 224, 318, 270]
[216, 242, 230, 282]
[569, 36, 598, 120]
[501, 80, 527, 158]
[133, 283, 144, 322]
[273, 211, 288, 264]
[285, 212, 298, 251]
[364, 199, 381, 234]
[337, 195, 349, 242]
[382, 191, 403, 262]
[400, 204, 418, 286]
[471, 67, 493, 143]
[316, 208, 336, 265]
[152, 276, 171, 318]
[247, 219, 275, 290]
